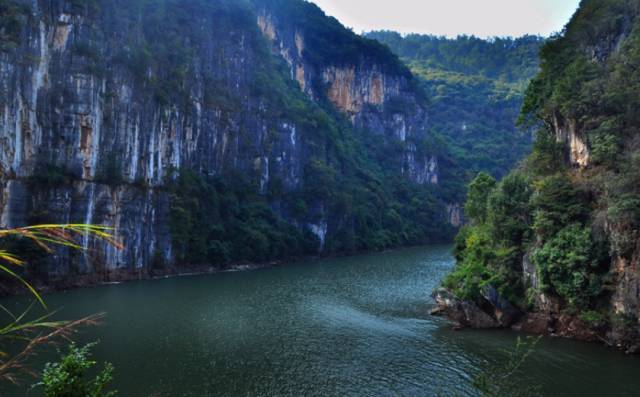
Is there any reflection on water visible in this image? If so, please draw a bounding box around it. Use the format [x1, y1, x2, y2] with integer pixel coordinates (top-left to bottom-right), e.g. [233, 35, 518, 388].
[2, 245, 639, 396]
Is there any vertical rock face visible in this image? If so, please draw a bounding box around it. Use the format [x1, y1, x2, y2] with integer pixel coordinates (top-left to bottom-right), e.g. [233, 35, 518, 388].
[322, 66, 393, 114]
[0, 0, 311, 276]
[552, 115, 590, 168]
[0, 0, 448, 281]
[254, 6, 435, 185]
[611, 256, 640, 322]
[446, 204, 462, 228]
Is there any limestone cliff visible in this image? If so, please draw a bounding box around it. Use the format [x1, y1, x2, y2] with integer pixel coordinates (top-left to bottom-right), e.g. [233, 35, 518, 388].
[0, 0, 453, 283]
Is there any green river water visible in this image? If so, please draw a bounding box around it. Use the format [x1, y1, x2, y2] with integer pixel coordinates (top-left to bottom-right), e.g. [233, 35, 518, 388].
[3, 245, 639, 396]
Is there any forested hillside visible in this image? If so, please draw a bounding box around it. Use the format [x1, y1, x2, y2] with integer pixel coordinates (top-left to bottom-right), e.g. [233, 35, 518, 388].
[438, 0, 640, 352]
[367, 32, 544, 179]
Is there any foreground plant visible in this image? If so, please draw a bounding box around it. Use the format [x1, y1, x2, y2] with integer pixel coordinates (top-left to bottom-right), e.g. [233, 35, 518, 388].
[34, 343, 116, 397]
[0, 224, 121, 385]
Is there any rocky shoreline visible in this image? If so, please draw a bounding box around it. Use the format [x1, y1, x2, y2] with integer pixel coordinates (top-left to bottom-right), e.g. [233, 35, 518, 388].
[431, 288, 640, 355]
[0, 261, 282, 297]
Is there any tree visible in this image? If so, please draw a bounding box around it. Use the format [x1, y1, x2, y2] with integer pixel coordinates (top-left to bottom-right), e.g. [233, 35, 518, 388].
[530, 174, 586, 241]
[464, 172, 497, 224]
[486, 173, 531, 246]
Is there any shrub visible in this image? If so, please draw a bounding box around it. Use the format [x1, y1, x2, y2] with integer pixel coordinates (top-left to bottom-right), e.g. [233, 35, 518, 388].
[444, 226, 494, 300]
[532, 224, 608, 310]
[579, 310, 609, 328]
[589, 119, 621, 166]
[35, 343, 116, 397]
[28, 164, 76, 187]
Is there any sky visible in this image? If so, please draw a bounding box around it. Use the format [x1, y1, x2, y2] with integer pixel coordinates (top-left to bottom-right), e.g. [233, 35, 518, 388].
[308, 0, 581, 38]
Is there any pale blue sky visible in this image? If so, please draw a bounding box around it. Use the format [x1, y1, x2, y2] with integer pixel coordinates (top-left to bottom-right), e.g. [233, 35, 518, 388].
[309, 0, 581, 38]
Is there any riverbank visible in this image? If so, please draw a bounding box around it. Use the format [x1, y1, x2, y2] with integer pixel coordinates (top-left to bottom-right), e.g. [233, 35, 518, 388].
[431, 288, 640, 355]
[0, 261, 283, 297]
[0, 243, 435, 297]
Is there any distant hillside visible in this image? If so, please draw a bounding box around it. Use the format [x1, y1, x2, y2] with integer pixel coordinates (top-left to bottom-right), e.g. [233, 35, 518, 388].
[366, 32, 544, 179]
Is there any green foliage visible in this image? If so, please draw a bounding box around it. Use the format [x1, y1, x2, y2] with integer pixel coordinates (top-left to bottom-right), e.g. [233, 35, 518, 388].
[532, 225, 608, 310]
[447, 167, 604, 311]
[525, 130, 564, 176]
[28, 164, 76, 188]
[605, 151, 640, 257]
[67, 0, 100, 14]
[72, 41, 105, 77]
[104, 0, 259, 107]
[611, 312, 639, 330]
[530, 174, 587, 240]
[35, 343, 116, 397]
[368, 31, 543, 83]
[579, 310, 609, 328]
[445, 196, 527, 304]
[486, 173, 531, 246]
[521, 0, 640, 262]
[81, 0, 459, 266]
[167, 169, 318, 266]
[167, 150, 455, 265]
[445, 0, 638, 332]
[589, 128, 620, 166]
[95, 154, 124, 186]
[550, 56, 604, 118]
[464, 172, 497, 224]
[443, 225, 494, 301]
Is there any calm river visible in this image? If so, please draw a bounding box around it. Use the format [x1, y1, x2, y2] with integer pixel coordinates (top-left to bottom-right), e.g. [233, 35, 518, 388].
[3, 246, 639, 396]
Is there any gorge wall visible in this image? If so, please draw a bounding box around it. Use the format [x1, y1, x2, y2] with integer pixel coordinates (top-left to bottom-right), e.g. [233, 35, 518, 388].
[0, 0, 457, 283]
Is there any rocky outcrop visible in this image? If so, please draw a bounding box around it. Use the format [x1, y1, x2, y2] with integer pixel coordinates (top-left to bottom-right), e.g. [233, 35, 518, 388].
[609, 254, 640, 351]
[446, 203, 462, 228]
[322, 66, 394, 114]
[552, 115, 590, 168]
[431, 288, 501, 329]
[435, 250, 639, 352]
[433, 287, 608, 343]
[431, 287, 521, 329]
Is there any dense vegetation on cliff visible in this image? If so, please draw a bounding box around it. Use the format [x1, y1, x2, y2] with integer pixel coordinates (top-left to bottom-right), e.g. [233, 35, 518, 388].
[444, 0, 640, 349]
[366, 32, 544, 179]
